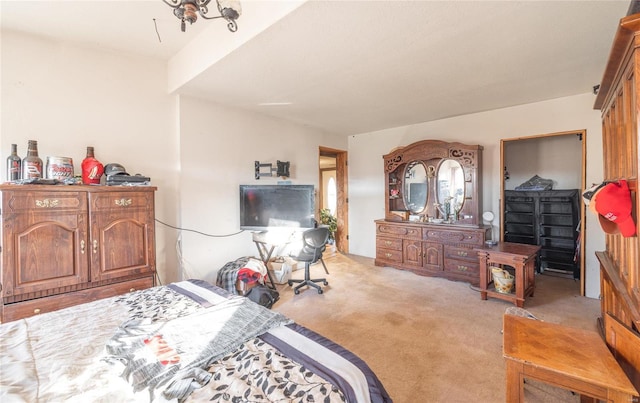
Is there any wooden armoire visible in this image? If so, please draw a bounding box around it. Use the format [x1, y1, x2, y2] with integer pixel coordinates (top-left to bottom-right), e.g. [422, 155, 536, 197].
[594, 12, 640, 335]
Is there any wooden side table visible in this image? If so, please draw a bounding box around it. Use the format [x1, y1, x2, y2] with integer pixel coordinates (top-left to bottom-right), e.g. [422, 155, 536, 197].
[503, 314, 638, 402]
[475, 242, 540, 307]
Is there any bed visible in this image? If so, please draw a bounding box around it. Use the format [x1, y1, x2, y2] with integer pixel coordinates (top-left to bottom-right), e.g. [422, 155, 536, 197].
[0, 279, 391, 403]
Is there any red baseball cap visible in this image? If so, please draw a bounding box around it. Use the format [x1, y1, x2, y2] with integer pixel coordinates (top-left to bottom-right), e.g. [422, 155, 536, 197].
[592, 179, 636, 237]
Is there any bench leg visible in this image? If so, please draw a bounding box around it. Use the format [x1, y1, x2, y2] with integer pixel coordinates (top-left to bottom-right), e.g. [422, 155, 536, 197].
[506, 359, 525, 403]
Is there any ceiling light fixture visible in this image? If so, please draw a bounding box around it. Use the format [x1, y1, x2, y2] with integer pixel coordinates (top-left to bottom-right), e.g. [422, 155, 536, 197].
[162, 0, 241, 32]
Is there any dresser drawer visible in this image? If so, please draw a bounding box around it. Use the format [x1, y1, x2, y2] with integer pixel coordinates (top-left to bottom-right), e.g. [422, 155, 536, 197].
[444, 245, 477, 262]
[377, 236, 403, 251]
[90, 191, 154, 212]
[2, 276, 154, 322]
[2, 191, 86, 213]
[376, 247, 403, 263]
[443, 258, 479, 276]
[424, 228, 484, 246]
[377, 223, 421, 239]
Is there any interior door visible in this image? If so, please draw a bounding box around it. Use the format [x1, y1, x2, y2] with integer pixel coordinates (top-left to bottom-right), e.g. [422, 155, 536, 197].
[319, 147, 349, 253]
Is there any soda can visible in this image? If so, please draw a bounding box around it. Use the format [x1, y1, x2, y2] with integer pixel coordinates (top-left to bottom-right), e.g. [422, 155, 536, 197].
[46, 156, 74, 180]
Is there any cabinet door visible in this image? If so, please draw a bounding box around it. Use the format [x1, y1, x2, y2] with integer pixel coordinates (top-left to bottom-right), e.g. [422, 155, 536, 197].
[1, 190, 88, 298]
[88, 190, 156, 282]
[403, 239, 423, 268]
[423, 242, 443, 272]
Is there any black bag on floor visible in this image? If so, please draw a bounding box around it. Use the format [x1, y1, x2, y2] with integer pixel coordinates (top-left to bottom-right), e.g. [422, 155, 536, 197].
[246, 285, 279, 309]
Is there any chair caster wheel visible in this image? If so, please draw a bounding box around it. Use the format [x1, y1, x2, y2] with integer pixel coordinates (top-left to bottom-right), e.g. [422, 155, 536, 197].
[323, 281, 329, 286]
[288, 281, 293, 286]
[318, 289, 323, 294]
[294, 289, 300, 295]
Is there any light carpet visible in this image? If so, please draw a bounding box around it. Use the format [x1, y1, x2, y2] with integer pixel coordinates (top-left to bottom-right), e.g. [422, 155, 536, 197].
[271, 252, 600, 403]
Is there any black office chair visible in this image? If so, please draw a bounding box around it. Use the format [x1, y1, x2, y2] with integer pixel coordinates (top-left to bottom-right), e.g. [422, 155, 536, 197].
[288, 227, 330, 294]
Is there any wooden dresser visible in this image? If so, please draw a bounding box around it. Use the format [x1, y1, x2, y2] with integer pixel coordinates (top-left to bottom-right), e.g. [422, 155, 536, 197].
[375, 220, 488, 285]
[374, 140, 489, 286]
[0, 185, 156, 322]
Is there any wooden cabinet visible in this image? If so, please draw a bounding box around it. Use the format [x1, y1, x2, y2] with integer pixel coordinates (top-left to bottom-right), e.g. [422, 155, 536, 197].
[593, 13, 640, 331]
[0, 185, 156, 322]
[504, 190, 579, 278]
[375, 220, 488, 285]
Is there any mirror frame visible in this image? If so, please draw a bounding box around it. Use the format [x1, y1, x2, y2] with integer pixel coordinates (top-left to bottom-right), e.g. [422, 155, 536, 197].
[403, 161, 429, 214]
[383, 140, 483, 226]
[436, 158, 465, 219]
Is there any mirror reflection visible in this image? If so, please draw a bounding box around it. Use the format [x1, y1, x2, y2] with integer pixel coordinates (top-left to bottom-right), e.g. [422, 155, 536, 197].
[436, 159, 465, 218]
[403, 161, 428, 213]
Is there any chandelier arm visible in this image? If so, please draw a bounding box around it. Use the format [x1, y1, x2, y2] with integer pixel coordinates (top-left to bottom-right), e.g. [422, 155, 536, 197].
[196, 12, 237, 32]
[162, 0, 182, 9]
[198, 7, 220, 20]
[195, 0, 214, 7]
[199, 14, 223, 20]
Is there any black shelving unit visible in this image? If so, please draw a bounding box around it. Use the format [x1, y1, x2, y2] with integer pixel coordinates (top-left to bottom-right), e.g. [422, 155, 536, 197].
[504, 190, 579, 279]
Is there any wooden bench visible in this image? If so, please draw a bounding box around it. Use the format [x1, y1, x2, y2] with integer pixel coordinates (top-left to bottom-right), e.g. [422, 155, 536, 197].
[503, 313, 639, 402]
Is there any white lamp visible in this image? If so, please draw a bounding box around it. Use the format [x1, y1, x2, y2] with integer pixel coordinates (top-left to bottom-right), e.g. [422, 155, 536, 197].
[482, 211, 498, 246]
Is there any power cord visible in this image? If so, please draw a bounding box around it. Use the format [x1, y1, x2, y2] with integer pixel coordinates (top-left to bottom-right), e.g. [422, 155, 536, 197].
[468, 284, 482, 293]
[155, 218, 245, 238]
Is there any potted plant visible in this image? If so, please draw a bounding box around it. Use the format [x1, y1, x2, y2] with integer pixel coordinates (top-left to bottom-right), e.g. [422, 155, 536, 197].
[319, 208, 337, 243]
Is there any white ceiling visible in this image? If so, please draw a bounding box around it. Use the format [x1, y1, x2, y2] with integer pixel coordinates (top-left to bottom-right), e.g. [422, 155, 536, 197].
[1, 0, 632, 136]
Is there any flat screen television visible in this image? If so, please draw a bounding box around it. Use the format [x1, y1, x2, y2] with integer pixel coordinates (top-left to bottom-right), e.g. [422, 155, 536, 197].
[239, 184, 316, 231]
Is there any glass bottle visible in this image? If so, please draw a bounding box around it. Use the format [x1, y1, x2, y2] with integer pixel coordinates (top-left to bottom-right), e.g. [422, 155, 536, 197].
[81, 146, 104, 185]
[6, 143, 21, 182]
[22, 140, 43, 179]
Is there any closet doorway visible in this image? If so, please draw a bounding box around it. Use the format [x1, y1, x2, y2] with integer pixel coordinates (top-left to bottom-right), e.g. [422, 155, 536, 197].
[500, 130, 586, 295]
[319, 147, 349, 254]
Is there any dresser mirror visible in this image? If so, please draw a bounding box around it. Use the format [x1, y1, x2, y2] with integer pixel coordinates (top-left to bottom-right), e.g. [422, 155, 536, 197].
[382, 139, 483, 226]
[403, 161, 428, 213]
[436, 159, 465, 218]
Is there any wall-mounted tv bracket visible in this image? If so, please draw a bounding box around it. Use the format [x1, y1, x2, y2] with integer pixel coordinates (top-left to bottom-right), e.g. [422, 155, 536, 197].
[255, 160, 290, 179]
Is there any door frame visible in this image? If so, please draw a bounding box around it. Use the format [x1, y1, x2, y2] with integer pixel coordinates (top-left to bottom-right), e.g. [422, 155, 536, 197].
[319, 146, 348, 254]
[500, 129, 586, 295]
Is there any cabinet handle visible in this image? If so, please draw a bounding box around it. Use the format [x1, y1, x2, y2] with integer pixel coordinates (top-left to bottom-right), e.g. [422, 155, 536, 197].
[34, 308, 41, 314]
[385, 253, 392, 258]
[129, 288, 136, 292]
[81, 240, 85, 254]
[385, 240, 392, 246]
[93, 239, 98, 254]
[458, 265, 469, 271]
[457, 251, 468, 257]
[115, 198, 132, 207]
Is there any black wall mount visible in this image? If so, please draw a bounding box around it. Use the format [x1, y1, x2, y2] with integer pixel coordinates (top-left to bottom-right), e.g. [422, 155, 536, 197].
[255, 160, 290, 179]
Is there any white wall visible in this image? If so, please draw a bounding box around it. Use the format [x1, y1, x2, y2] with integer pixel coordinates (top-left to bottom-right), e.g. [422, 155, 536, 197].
[1, 31, 181, 284]
[348, 93, 606, 298]
[177, 96, 347, 283]
[504, 134, 583, 190]
[1, 30, 608, 298]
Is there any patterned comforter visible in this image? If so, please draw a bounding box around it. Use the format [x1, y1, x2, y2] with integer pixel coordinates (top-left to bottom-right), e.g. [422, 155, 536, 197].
[0, 280, 391, 403]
